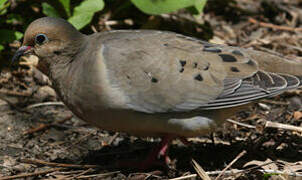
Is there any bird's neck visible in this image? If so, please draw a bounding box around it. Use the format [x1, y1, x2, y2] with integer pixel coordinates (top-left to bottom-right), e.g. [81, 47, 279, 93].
[47, 36, 91, 111]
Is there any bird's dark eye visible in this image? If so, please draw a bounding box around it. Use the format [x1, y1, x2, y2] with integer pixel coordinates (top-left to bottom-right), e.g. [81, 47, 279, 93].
[35, 33, 48, 45]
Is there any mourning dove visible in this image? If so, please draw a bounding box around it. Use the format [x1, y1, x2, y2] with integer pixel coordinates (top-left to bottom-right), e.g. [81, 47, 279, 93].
[12, 17, 302, 167]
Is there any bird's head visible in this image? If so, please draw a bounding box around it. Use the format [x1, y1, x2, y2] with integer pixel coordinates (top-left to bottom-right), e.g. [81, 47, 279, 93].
[12, 17, 85, 74]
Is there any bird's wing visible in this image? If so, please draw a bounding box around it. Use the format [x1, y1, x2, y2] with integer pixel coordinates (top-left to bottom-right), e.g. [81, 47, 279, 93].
[99, 30, 300, 113]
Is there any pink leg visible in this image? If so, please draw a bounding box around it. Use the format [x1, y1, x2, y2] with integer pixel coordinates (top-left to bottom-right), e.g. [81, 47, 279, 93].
[147, 136, 190, 166]
[117, 136, 175, 169]
[140, 136, 174, 169]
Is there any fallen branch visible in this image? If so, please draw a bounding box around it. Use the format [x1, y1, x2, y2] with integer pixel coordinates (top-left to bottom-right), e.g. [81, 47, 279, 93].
[26, 101, 65, 109]
[260, 99, 289, 105]
[226, 119, 256, 129]
[128, 171, 162, 180]
[20, 158, 101, 169]
[0, 168, 64, 180]
[67, 168, 95, 180]
[169, 169, 302, 180]
[215, 150, 247, 180]
[169, 174, 197, 180]
[107, 132, 119, 146]
[76, 171, 120, 179]
[248, 17, 302, 32]
[264, 120, 302, 133]
[191, 159, 211, 180]
[23, 114, 73, 135]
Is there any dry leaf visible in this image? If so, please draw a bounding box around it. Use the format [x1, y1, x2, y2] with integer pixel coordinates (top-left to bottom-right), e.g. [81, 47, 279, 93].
[293, 111, 302, 120]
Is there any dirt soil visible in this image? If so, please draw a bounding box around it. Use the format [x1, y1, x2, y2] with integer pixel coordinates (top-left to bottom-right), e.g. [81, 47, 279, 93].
[0, 0, 302, 179]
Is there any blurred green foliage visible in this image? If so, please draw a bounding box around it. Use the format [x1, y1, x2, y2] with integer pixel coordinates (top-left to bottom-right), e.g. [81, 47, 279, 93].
[42, 0, 105, 29]
[0, 0, 23, 52]
[131, 0, 206, 15]
[0, 0, 207, 54]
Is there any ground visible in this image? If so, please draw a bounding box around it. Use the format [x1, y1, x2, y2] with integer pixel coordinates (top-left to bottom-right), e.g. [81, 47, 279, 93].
[0, 0, 302, 179]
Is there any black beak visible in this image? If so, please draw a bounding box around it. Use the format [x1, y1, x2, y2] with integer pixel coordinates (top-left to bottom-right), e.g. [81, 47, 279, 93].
[12, 46, 32, 64]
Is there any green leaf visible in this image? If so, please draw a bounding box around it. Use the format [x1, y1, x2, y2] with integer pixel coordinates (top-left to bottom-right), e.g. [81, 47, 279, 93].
[0, 45, 4, 51]
[58, 0, 71, 16]
[68, 0, 104, 30]
[0, 29, 23, 44]
[73, 0, 104, 15]
[6, 14, 23, 24]
[0, 0, 9, 15]
[68, 13, 94, 30]
[0, 0, 8, 8]
[15, 31, 24, 40]
[131, 0, 203, 15]
[194, 0, 207, 14]
[42, 2, 61, 18]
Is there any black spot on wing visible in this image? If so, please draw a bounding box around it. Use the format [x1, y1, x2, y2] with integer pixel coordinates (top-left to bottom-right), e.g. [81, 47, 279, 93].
[193, 62, 198, 68]
[203, 47, 222, 53]
[230, 66, 240, 72]
[247, 59, 256, 66]
[219, 54, 237, 62]
[151, 77, 158, 83]
[54, 51, 61, 55]
[232, 50, 244, 56]
[179, 60, 186, 67]
[179, 60, 186, 73]
[194, 74, 203, 81]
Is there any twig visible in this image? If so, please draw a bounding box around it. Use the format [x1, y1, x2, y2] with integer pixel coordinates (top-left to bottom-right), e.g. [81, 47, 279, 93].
[207, 169, 243, 175]
[243, 161, 277, 172]
[226, 119, 256, 129]
[20, 158, 101, 169]
[65, 130, 95, 150]
[68, 168, 95, 180]
[107, 132, 119, 145]
[169, 169, 302, 180]
[91, 25, 97, 33]
[258, 170, 302, 176]
[191, 159, 211, 180]
[171, 161, 285, 180]
[248, 17, 302, 32]
[169, 174, 197, 180]
[128, 171, 163, 180]
[51, 170, 85, 175]
[260, 99, 289, 105]
[76, 171, 120, 179]
[23, 114, 72, 135]
[26, 101, 65, 109]
[264, 120, 302, 133]
[105, 20, 119, 26]
[215, 150, 247, 180]
[0, 168, 64, 180]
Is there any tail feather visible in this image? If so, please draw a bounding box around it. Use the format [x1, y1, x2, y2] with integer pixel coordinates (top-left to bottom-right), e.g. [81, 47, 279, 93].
[200, 71, 302, 110]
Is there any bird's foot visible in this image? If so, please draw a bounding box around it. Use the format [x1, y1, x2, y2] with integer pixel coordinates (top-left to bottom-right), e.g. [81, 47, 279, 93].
[116, 136, 179, 170]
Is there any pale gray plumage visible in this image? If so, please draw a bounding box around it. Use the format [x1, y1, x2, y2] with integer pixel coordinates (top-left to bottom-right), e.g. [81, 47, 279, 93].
[14, 17, 302, 138]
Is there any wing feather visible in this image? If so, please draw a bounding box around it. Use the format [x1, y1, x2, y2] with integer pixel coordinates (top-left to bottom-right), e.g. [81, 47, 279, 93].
[101, 30, 301, 113]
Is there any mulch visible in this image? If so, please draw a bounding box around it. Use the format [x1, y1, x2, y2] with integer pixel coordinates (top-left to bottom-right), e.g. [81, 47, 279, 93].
[0, 0, 301, 179]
